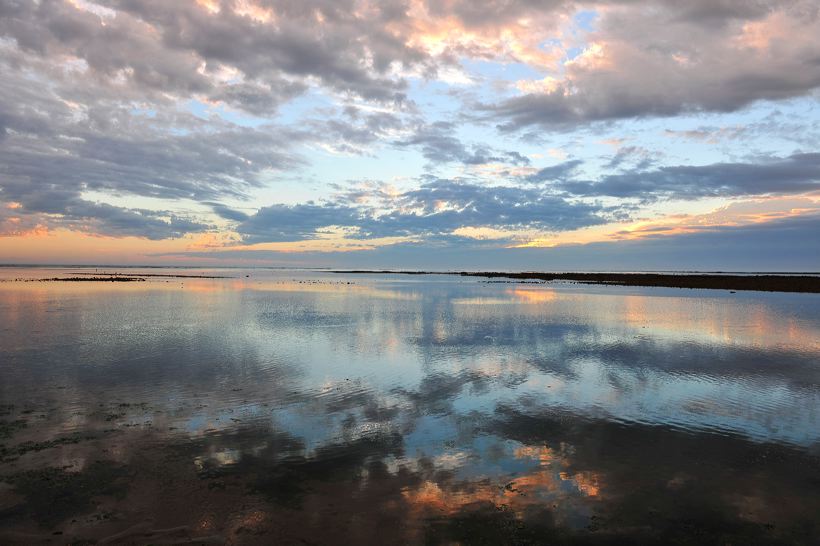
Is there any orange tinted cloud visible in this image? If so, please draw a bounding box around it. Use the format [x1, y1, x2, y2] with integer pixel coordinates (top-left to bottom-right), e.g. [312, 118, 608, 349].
[402, 0, 568, 70]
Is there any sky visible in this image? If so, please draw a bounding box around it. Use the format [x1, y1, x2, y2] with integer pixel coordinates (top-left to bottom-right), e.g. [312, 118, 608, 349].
[1, 0, 819, 270]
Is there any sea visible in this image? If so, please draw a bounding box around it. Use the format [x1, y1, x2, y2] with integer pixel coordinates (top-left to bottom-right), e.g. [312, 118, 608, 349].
[1, 266, 818, 543]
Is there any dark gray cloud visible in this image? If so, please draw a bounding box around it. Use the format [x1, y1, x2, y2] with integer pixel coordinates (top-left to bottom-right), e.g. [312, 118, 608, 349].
[208, 202, 251, 222]
[0, 39, 304, 238]
[663, 113, 820, 148]
[239, 203, 364, 242]
[0, 125, 298, 202]
[305, 109, 410, 155]
[395, 122, 531, 166]
[209, 80, 308, 117]
[0, 93, 299, 237]
[0, 197, 210, 240]
[525, 159, 583, 183]
[603, 146, 659, 170]
[560, 152, 820, 200]
[238, 179, 606, 243]
[58, 199, 211, 239]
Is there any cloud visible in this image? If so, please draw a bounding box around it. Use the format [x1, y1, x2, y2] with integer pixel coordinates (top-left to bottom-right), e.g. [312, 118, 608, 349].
[238, 203, 365, 242]
[0, 38, 305, 239]
[156, 210, 820, 271]
[0, 0, 435, 240]
[560, 152, 820, 200]
[0, 197, 210, 240]
[5, 1, 820, 130]
[552, 210, 820, 271]
[603, 145, 659, 170]
[525, 159, 583, 183]
[0, 101, 297, 237]
[0, 0, 426, 111]
[306, 108, 410, 155]
[238, 178, 606, 243]
[207, 202, 251, 222]
[487, 1, 820, 130]
[57, 199, 212, 239]
[395, 121, 531, 166]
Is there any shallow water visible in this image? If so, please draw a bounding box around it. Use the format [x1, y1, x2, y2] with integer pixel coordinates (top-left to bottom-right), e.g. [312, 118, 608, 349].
[1, 267, 819, 544]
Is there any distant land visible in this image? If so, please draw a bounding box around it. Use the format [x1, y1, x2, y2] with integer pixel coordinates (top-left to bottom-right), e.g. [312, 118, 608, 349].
[335, 271, 820, 293]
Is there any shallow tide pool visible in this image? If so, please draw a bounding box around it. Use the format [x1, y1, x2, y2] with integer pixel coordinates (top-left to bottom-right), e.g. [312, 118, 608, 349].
[1, 268, 819, 544]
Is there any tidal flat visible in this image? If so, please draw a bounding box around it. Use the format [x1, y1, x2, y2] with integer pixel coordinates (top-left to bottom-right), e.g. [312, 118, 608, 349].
[0, 267, 818, 544]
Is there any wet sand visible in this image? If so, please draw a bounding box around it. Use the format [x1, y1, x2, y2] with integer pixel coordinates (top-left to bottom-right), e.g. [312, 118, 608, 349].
[337, 270, 820, 293]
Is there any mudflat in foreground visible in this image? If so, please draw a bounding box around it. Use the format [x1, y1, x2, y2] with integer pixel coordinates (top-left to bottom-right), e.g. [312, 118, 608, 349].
[337, 271, 820, 293]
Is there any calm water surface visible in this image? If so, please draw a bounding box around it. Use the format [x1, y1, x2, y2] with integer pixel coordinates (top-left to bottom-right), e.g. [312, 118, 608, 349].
[0, 268, 819, 544]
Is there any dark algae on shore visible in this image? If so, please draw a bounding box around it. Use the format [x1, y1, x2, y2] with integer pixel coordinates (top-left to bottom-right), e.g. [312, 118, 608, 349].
[337, 270, 820, 293]
[70, 272, 233, 279]
[460, 271, 820, 293]
[2, 273, 234, 282]
[35, 276, 146, 282]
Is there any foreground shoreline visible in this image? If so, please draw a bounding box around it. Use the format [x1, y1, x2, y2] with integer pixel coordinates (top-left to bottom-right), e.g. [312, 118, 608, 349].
[334, 271, 820, 293]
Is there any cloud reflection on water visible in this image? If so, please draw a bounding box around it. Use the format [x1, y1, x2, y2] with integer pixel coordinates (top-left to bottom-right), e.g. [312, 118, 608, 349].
[0, 269, 818, 543]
